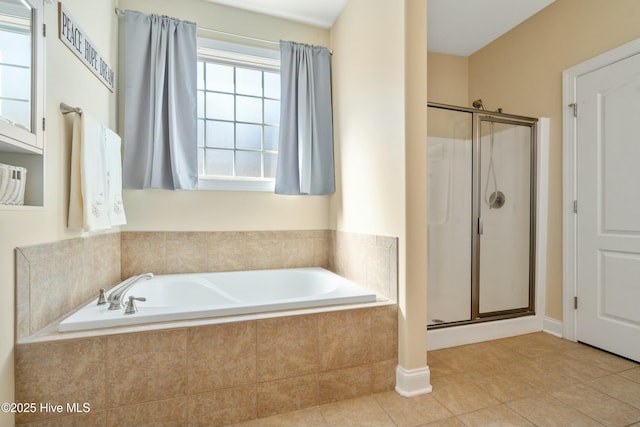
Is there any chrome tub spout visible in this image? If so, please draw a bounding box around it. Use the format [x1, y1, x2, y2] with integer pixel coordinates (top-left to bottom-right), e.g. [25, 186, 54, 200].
[107, 273, 154, 310]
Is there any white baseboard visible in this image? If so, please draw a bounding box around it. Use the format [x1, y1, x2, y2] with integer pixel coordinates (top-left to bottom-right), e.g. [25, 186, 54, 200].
[543, 316, 563, 338]
[395, 365, 432, 397]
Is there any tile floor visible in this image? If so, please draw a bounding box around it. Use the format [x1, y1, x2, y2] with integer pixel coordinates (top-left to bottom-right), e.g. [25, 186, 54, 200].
[229, 332, 640, 427]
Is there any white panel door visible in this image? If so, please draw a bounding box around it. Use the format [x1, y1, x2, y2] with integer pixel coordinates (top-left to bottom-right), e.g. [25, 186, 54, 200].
[576, 52, 640, 362]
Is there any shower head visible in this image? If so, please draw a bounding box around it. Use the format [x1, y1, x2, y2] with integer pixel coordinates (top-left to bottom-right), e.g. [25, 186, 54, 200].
[472, 99, 486, 110]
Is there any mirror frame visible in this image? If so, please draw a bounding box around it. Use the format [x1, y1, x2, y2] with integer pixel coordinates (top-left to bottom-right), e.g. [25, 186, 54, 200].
[0, 0, 44, 154]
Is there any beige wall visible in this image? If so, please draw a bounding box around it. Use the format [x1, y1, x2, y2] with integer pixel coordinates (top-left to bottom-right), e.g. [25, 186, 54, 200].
[468, 0, 640, 320]
[1, 1, 429, 421]
[1, 1, 331, 424]
[427, 52, 468, 106]
[119, 0, 332, 232]
[0, 1, 119, 424]
[330, 0, 428, 370]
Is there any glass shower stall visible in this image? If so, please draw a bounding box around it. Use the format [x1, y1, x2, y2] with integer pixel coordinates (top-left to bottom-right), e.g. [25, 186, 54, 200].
[427, 102, 538, 327]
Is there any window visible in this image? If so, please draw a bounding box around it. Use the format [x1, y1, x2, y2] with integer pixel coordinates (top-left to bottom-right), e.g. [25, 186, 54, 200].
[197, 39, 280, 191]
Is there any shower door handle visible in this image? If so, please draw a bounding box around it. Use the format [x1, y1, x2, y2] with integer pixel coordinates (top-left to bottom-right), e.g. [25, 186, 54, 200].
[478, 217, 484, 235]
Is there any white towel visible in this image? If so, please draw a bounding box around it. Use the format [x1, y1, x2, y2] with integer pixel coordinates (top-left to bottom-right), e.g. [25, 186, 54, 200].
[104, 126, 127, 226]
[68, 112, 126, 232]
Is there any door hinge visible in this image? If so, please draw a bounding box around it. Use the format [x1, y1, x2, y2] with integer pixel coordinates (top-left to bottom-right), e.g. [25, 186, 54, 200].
[42, 117, 45, 131]
[569, 102, 577, 117]
[574, 296, 578, 310]
[573, 200, 578, 213]
[43, 23, 46, 37]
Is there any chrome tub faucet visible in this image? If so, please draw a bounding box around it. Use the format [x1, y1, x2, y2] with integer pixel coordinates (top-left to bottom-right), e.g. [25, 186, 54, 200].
[107, 273, 153, 310]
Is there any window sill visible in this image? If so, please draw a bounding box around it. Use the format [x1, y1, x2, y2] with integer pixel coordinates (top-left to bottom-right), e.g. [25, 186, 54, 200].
[198, 177, 275, 192]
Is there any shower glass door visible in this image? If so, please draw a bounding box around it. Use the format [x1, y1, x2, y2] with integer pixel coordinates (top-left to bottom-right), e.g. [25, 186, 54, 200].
[427, 107, 473, 326]
[427, 103, 537, 328]
[476, 117, 535, 317]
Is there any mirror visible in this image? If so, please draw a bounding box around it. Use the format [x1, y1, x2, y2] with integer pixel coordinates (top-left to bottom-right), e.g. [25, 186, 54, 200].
[0, 0, 32, 132]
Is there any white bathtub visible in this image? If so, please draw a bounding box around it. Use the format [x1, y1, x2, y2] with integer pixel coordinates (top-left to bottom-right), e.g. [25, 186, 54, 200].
[58, 267, 377, 332]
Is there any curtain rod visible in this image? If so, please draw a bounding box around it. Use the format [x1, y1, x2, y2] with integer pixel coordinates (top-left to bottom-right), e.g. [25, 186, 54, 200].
[114, 7, 280, 46]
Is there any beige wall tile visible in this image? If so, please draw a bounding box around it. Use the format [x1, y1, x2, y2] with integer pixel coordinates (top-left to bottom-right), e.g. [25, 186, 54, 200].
[17, 234, 121, 340]
[318, 364, 372, 404]
[257, 374, 319, 418]
[331, 231, 398, 300]
[370, 305, 398, 362]
[257, 315, 318, 382]
[187, 321, 256, 394]
[106, 397, 187, 427]
[242, 237, 285, 270]
[187, 384, 256, 426]
[88, 233, 122, 290]
[105, 329, 187, 407]
[282, 238, 315, 268]
[165, 232, 206, 274]
[29, 249, 87, 334]
[371, 359, 397, 393]
[318, 308, 371, 370]
[313, 236, 331, 269]
[207, 233, 248, 272]
[15, 249, 30, 340]
[365, 245, 391, 297]
[121, 232, 166, 277]
[15, 338, 106, 424]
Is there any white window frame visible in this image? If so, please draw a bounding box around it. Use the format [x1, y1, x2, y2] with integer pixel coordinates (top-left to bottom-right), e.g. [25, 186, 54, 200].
[0, 0, 45, 154]
[197, 38, 280, 192]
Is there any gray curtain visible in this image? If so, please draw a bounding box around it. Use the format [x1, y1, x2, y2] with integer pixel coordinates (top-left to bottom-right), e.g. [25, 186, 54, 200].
[275, 41, 335, 195]
[122, 10, 198, 190]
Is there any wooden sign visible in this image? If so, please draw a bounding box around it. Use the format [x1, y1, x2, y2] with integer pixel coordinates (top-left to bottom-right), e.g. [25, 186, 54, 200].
[58, 2, 115, 92]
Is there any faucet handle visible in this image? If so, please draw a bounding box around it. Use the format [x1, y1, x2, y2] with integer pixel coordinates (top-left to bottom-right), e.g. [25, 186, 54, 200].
[124, 296, 146, 315]
[97, 288, 107, 305]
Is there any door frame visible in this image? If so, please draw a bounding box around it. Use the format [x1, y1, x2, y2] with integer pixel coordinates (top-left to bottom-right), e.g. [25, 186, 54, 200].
[562, 38, 640, 341]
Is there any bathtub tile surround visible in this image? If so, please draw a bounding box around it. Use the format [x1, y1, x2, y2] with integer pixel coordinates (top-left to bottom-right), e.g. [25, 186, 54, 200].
[121, 230, 333, 278]
[16, 230, 398, 342]
[14, 338, 106, 425]
[105, 329, 187, 408]
[14, 229, 398, 425]
[15, 233, 121, 340]
[334, 231, 398, 301]
[257, 373, 319, 418]
[256, 314, 318, 382]
[14, 305, 398, 426]
[188, 321, 257, 394]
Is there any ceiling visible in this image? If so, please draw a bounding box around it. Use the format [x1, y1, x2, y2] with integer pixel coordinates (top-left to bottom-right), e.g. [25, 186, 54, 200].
[204, 0, 348, 29]
[427, 0, 556, 56]
[204, 0, 555, 57]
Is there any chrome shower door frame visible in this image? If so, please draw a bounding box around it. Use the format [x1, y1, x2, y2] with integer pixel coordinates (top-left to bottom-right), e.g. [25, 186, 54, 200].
[427, 102, 538, 328]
